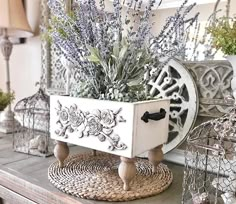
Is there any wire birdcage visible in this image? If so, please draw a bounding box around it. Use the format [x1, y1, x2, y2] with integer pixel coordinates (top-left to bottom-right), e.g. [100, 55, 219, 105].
[13, 88, 53, 157]
[182, 106, 236, 204]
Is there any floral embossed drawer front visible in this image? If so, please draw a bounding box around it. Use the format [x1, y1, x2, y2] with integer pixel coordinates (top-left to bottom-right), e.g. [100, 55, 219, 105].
[50, 95, 170, 158]
[54, 100, 128, 151]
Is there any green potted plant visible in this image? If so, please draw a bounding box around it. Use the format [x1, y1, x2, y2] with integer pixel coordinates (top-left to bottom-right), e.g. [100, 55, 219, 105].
[207, 16, 236, 100]
[0, 89, 14, 112]
[207, 16, 236, 56]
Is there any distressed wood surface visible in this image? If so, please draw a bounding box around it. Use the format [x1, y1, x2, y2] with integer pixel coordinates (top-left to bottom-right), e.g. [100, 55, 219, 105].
[0, 185, 36, 204]
[0, 134, 184, 204]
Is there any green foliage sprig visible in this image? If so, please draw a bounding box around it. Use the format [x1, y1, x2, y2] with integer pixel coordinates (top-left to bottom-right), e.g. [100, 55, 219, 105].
[0, 89, 14, 111]
[207, 16, 236, 55]
[74, 37, 156, 102]
[42, 12, 76, 43]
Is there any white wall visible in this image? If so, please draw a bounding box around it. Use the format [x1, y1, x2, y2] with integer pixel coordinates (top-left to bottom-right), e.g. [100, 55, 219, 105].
[152, 1, 236, 34]
[0, 0, 235, 106]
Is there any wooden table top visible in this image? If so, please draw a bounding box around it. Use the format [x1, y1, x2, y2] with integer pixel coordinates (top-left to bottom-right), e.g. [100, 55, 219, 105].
[0, 134, 184, 204]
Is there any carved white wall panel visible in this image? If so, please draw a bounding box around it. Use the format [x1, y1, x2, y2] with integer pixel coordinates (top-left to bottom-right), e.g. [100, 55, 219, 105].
[185, 60, 234, 118]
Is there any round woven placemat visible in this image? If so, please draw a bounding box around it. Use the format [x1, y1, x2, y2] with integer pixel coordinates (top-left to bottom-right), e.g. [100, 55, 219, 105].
[48, 153, 173, 202]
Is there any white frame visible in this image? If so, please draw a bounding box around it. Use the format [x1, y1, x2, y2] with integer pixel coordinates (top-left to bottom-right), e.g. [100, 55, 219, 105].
[158, 0, 226, 9]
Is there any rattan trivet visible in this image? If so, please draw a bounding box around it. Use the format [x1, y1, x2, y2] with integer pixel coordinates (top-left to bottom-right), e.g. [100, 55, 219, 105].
[48, 153, 173, 202]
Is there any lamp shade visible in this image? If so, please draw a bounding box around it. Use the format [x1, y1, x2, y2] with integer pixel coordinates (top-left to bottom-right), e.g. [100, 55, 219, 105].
[0, 0, 33, 38]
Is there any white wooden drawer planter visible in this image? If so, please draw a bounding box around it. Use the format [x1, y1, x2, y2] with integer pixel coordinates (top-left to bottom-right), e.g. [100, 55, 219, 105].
[50, 95, 170, 190]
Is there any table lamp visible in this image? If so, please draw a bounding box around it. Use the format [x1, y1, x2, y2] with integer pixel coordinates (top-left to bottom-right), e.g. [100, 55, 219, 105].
[0, 0, 33, 133]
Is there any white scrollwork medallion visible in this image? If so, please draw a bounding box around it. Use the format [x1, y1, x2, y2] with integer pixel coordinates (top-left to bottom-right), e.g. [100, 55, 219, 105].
[149, 59, 199, 153]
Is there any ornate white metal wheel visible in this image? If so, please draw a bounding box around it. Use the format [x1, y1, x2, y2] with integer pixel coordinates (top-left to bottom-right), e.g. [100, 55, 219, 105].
[148, 59, 199, 154]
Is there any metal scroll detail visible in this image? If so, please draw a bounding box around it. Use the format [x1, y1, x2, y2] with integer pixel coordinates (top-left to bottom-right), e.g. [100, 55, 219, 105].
[41, 0, 79, 95]
[149, 59, 199, 153]
[54, 101, 127, 151]
[41, 0, 65, 94]
[185, 60, 234, 118]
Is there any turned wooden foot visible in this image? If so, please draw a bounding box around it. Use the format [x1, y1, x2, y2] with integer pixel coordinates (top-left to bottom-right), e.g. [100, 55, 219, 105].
[54, 141, 69, 168]
[148, 145, 163, 173]
[118, 157, 136, 191]
[92, 149, 97, 156]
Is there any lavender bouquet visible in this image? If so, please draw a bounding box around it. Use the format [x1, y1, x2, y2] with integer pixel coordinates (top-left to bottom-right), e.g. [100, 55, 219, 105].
[46, 0, 198, 102]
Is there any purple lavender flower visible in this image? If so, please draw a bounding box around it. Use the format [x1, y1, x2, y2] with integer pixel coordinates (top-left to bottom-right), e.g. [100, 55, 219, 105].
[45, 0, 198, 102]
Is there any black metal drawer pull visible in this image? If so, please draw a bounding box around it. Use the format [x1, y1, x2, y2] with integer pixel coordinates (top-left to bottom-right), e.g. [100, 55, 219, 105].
[141, 108, 166, 123]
